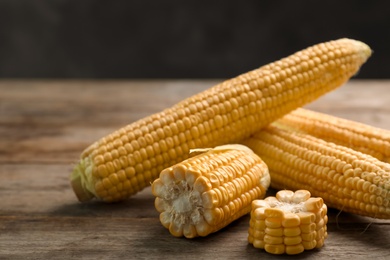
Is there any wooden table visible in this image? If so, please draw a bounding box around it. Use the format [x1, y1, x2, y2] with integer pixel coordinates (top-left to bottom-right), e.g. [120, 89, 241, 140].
[1, 79, 390, 259]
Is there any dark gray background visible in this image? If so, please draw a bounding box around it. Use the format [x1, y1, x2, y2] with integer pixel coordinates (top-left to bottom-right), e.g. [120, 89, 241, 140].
[0, 0, 388, 79]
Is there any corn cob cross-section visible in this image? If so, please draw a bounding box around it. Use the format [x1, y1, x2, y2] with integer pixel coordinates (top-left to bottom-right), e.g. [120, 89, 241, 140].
[71, 38, 371, 202]
[242, 124, 390, 219]
[276, 108, 390, 163]
[151, 145, 270, 238]
[248, 190, 328, 255]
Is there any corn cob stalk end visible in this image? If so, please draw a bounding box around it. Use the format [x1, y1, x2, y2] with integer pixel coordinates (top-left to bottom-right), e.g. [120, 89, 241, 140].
[70, 157, 96, 202]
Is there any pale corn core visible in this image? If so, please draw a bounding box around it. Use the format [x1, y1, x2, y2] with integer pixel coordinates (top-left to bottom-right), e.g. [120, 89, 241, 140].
[272, 201, 305, 214]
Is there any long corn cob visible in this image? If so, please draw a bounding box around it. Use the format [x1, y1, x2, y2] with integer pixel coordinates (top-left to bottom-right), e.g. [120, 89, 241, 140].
[151, 144, 270, 238]
[276, 108, 390, 163]
[241, 125, 390, 219]
[248, 190, 328, 255]
[71, 38, 371, 202]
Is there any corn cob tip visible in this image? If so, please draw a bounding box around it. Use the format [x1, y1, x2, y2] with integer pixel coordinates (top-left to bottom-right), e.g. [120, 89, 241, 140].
[327, 38, 372, 64]
[70, 157, 96, 202]
[344, 38, 372, 62]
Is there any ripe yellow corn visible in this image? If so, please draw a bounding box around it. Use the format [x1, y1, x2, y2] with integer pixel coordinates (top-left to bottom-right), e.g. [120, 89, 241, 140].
[71, 38, 371, 202]
[241, 125, 390, 219]
[151, 144, 270, 238]
[248, 190, 328, 255]
[276, 108, 390, 163]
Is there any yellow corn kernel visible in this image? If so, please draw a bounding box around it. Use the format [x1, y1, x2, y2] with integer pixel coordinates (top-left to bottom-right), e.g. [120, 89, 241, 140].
[276, 108, 390, 163]
[242, 124, 390, 219]
[248, 190, 328, 255]
[71, 38, 371, 202]
[152, 144, 270, 238]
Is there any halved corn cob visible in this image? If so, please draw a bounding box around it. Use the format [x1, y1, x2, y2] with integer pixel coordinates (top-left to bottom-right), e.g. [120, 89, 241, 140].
[276, 108, 390, 163]
[241, 125, 390, 219]
[151, 144, 270, 238]
[71, 38, 371, 202]
[248, 190, 328, 255]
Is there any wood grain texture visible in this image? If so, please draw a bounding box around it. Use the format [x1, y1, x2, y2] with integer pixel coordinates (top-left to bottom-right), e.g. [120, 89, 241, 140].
[1, 79, 390, 259]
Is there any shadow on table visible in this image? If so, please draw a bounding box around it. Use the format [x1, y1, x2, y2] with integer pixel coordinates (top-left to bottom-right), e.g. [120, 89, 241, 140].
[48, 187, 159, 218]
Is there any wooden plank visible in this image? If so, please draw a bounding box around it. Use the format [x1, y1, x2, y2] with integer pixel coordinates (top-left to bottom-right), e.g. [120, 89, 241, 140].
[305, 79, 390, 129]
[1, 163, 389, 224]
[1, 173, 390, 260]
[0, 79, 216, 126]
[0, 164, 158, 218]
[0, 80, 216, 164]
[1, 80, 390, 164]
[1, 214, 390, 259]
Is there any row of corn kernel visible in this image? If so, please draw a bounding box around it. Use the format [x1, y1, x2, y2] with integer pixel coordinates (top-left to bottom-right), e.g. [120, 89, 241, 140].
[274, 108, 390, 163]
[248, 190, 328, 255]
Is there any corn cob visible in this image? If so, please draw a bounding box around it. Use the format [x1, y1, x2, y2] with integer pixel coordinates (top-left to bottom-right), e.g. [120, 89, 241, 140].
[276, 108, 390, 163]
[71, 38, 371, 202]
[241, 125, 390, 219]
[248, 190, 328, 255]
[151, 144, 270, 238]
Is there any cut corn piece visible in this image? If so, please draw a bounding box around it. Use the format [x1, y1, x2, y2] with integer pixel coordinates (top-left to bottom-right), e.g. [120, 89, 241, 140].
[71, 38, 371, 202]
[242, 125, 390, 219]
[152, 144, 270, 238]
[275, 108, 390, 163]
[248, 190, 328, 255]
